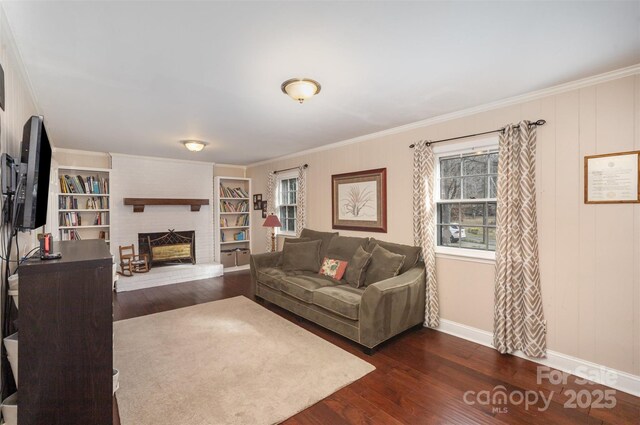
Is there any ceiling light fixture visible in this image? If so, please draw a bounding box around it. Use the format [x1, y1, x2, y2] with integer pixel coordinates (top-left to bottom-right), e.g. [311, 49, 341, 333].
[281, 78, 321, 104]
[182, 140, 207, 152]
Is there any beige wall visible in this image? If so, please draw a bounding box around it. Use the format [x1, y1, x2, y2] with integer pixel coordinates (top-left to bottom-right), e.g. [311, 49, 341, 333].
[247, 74, 640, 376]
[214, 164, 246, 178]
[0, 5, 41, 257]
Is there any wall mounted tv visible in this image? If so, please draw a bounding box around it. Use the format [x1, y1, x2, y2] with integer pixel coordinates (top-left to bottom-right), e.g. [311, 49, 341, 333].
[13, 116, 51, 230]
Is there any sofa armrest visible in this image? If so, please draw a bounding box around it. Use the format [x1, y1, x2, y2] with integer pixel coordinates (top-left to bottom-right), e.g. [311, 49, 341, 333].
[249, 251, 282, 286]
[359, 265, 426, 348]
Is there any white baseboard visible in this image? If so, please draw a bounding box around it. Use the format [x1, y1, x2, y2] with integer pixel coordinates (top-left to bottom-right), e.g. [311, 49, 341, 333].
[435, 319, 640, 397]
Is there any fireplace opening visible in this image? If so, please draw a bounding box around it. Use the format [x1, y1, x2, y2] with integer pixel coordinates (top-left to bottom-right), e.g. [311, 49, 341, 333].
[138, 230, 195, 267]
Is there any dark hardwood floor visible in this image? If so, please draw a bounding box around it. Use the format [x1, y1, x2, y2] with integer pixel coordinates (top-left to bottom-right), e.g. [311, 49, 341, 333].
[113, 271, 639, 424]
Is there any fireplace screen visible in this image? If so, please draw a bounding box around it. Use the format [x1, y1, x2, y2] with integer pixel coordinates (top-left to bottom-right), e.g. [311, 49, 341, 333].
[138, 230, 195, 266]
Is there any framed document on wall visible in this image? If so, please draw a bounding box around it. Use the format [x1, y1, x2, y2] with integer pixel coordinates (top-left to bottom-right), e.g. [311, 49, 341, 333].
[585, 151, 640, 204]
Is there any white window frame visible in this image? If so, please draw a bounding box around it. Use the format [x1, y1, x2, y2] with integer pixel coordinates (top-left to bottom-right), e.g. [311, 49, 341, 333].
[275, 170, 298, 237]
[433, 137, 498, 262]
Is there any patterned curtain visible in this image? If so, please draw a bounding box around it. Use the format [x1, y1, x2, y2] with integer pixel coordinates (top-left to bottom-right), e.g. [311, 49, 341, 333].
[295, 166, 307, 237]
[265, 171, 276, 252]
[493, 121, 546, 358]
[412, 141, 439, 328]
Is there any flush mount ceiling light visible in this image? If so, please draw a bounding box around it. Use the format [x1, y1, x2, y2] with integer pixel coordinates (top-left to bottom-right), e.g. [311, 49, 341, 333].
[281, 78, 321, 103]
[182, 140, 207, 152]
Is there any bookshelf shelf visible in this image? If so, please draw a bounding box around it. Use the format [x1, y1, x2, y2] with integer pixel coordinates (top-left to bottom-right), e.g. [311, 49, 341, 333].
[59, 225, 110, 229]
[58, 193, 110, 197]
[56, 166, 111, 244]
[215, 176, 252, 270]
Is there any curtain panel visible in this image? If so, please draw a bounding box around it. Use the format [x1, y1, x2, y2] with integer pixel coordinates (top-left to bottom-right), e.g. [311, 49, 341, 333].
[265, 171, 276, 252]
[493, 121, 546, 358]
[412, 141, 439, 328]
[295, 165, 307, 237]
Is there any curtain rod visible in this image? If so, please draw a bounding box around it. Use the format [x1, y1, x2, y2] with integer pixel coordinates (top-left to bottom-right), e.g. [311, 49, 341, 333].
[409, 119, 546, 148]
[272, 164, 308, 174]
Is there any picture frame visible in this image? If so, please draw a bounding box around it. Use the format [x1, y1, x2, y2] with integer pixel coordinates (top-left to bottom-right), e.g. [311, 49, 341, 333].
[584, 150, 640, 204]
[332, 168, 387, 233]
[261, 200, 267, 218]
[253, 194, 263, 210]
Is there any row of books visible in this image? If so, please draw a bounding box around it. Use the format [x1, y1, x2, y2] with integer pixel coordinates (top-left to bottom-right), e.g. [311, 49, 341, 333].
[60, 174, 109, 194]
[59, 196, 109, 210]
[219, 186, 249, 198]
[220, 229, 248, 242]
[59, 230, 109, 241]
[219, 215, 249, 227]
[59, 212, 109, 227]
[60, 229, 81, 241]
[220, 200, 249, 212]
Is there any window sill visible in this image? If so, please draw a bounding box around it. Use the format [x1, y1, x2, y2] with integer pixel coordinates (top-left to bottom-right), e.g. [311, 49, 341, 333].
[435, 247, 495, 265]
[276, 231, 296, 238]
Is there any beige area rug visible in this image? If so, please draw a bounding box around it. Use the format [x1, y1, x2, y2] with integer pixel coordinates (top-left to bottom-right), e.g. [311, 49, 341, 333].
[114, 296, 375, 425]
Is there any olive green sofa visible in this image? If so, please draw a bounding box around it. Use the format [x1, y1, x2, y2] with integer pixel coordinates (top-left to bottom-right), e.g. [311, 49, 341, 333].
[250, 229, 426, 352]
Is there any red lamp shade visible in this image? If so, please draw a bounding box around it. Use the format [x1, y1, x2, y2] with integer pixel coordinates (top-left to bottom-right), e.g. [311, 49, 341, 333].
[262, 214, 282, 228]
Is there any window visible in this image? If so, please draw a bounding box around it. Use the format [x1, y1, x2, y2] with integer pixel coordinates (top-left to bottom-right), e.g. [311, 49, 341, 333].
[276, 173, 298, 235]
[435, 140, 498, 257]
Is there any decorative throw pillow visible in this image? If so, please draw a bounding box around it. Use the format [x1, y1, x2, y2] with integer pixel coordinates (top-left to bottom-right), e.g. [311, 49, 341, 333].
[344, 246, 373, 288]
[277, 237, 311, 266]
[363, 244, 406, 286]
[282, 239, 322, 272]
[319, 257, 348, 281]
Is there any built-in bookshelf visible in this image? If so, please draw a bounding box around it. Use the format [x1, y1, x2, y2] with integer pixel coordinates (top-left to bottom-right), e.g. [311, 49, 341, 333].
[214, 176, 251, 271]
[56, 166, 111, 244]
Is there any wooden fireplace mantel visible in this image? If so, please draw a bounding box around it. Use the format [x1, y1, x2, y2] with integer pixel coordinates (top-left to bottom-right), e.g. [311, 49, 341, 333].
[123, 198, 210, 213]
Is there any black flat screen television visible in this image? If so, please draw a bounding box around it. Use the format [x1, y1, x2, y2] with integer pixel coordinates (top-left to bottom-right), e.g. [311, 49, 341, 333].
[14, 116, 51, 229]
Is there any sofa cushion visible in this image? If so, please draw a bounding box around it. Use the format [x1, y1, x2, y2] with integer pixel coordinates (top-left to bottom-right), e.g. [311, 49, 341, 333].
[277, 237, 311, 266]
[344, 246, 372, 288]
[280, 275, 336, 303]
[313, 285, 364, 320]
[366, 238, 421, 274]
[300, 228, 338, 260]
[282, 239, 322, 272]
[256, 267, 287, 291]
[364, 244, 406, 286]
[327, 235, 369, 261]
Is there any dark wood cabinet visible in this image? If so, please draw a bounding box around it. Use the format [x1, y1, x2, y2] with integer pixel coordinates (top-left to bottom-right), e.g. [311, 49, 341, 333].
[19, 240, 113, 425]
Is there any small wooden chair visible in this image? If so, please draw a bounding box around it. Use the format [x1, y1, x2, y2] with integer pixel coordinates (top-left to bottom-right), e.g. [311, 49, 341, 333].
[118, 244, 149, 276]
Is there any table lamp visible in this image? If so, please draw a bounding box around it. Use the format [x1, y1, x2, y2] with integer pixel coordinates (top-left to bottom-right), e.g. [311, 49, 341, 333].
[262, 214, 282, 252]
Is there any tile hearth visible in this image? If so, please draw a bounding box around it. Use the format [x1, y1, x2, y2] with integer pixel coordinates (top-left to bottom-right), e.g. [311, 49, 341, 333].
[115, 262, 223, 292]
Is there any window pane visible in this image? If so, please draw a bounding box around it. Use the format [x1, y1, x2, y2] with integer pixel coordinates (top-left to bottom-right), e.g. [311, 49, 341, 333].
[289, 191, 296, 204]
[490, 153, 499, 174]
[463, 154, 488, 176]
[438, 203, 460, 224]
[487, 202, 496, 225]
[289, 179, 297, 191]
[279, 206, 286, 221]
[461, 203, 484, 225]
[440, 178, 461, 200]
[287, 206, 295, 218]
[488, 227, 496, 250]
[489, 175, 498, 198]
[461, 226, 486, 249]
[463, 176, 487, 199]
[280, 179, 288, 193]
[287, 218, 296, 232]
[440, 158, 461, 178]
[439, 225, 460, 247]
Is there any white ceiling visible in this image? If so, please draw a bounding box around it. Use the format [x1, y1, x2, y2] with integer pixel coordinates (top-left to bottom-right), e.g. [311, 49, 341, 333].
[3, 1, 639, 165]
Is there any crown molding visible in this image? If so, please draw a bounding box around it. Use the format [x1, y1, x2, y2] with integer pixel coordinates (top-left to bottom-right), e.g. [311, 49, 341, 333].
[247, 63, 640, 168]
[53, 147, 111, 157]
[110, 152, 215, 166]
[215, 163, 247, 170]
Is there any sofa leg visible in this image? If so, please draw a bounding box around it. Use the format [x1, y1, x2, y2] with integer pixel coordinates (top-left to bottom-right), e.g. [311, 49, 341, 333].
[362, 346, 376, 356]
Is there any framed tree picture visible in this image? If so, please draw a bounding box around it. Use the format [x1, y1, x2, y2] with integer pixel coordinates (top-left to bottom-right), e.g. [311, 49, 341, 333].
[332, 168, 387, 232]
